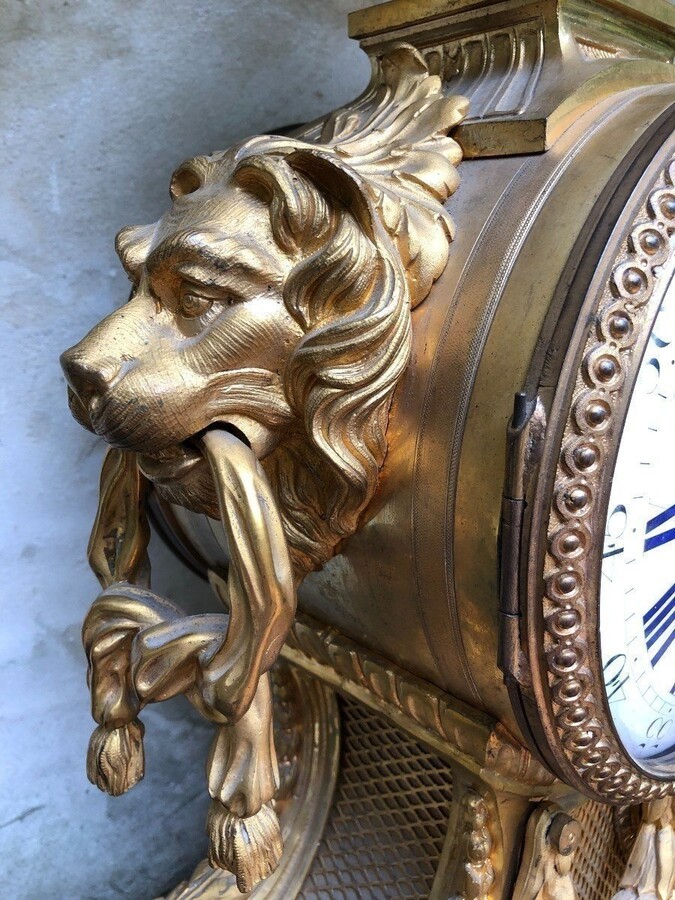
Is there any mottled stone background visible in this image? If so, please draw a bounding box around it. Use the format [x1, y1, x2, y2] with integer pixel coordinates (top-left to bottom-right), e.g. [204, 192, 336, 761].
[0, 2, 369, 896]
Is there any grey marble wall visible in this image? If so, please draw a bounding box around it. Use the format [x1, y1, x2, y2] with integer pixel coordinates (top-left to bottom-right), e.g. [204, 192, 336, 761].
[0, 2, 370, 896]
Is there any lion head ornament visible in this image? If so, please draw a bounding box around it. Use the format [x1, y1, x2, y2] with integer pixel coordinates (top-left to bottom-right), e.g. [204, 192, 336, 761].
[60, 45, 467, 890]
[62, 46, 467, 576]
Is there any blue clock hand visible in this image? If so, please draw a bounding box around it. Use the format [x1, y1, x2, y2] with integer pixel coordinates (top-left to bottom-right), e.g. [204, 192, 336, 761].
[603, 546, 624, 559]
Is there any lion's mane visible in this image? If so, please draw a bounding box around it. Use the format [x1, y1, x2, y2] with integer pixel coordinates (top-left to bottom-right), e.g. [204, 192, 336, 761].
[155, 47, 465, 576]
[230, 143, 411, 574]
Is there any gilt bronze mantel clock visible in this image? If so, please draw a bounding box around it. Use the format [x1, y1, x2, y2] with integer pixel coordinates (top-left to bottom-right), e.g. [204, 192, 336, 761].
[61, 1, 675, 897]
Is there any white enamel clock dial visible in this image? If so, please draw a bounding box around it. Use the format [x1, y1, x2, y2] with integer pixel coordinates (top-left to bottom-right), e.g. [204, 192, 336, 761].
[600, 273, 675, 777]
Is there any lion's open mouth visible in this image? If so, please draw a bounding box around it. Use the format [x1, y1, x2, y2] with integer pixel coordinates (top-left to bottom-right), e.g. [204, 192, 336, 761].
[136, 423, 248, 486]
[67, 376, 255, 488]
[137, 442, 203, 484]
[67, 385, 199, 483]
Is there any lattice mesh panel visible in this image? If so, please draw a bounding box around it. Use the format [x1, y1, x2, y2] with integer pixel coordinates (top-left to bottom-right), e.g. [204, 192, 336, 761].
[297, 698, 454, 900]
[571, 800, 630, 900]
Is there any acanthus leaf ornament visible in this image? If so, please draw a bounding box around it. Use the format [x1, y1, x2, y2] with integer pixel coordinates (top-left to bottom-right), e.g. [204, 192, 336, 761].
[611, 798, 675, 900]
[60, 43, 467, 891]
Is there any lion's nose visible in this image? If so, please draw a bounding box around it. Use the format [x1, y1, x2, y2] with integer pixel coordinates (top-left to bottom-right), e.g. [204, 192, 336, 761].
[60, 347, 121, 406]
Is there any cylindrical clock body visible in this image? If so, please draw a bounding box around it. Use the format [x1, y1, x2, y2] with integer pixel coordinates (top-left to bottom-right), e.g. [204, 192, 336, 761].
[157, 82, 675, 799]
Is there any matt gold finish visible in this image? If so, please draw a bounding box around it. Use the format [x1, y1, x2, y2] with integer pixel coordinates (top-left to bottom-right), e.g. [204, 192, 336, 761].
[349, 0, 675, 158]
[161, 10, 675, 806]
[163, 662, 341, 900]
[64, 41, 466, 571]
[80, 432, 295, 889]
[523, 155, 675, 803]
[462, 792, 495, 898]
[281, 606, 557, 797]
[348, 0, 675, 41]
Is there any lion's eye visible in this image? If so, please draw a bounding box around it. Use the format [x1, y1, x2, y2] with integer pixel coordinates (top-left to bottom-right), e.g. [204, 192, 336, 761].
[178, 292, 213, 319]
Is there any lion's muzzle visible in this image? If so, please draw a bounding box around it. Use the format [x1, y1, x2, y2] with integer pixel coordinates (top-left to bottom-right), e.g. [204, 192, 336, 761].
[61, 342, 123, 431]
[61, 346, 117, 401]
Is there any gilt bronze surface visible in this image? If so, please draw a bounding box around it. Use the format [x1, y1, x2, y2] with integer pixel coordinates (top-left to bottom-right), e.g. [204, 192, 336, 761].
[61, 0, 675, 896]
[61, 42, 468, 891]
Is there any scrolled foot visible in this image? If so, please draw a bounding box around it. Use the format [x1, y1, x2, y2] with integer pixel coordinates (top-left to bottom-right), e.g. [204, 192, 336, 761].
[206, 799, 283, 893]
[86, 718, 145, 796]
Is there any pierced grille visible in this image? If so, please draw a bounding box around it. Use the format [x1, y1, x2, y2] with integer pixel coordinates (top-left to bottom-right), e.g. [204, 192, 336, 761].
[571, 800, 630, 900]
[297, 699, 634, 900]
[297, 698, 454, 900]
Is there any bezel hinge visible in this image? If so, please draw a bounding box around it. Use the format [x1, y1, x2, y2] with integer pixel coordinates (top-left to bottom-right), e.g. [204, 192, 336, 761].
[498, 391, 546, 688]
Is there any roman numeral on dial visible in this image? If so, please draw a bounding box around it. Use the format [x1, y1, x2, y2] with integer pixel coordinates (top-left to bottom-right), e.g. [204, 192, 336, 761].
[644, 502, 675, 552]
[643, 581, 675, 668]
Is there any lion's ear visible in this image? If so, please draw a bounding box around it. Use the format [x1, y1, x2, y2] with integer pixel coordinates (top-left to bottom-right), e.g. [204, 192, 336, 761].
[115, 224, 156, 281]
[286, 149, 378, 246]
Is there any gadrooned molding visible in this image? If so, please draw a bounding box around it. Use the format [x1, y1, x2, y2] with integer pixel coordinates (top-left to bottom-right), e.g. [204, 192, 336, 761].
[540, 155, 675, 803]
